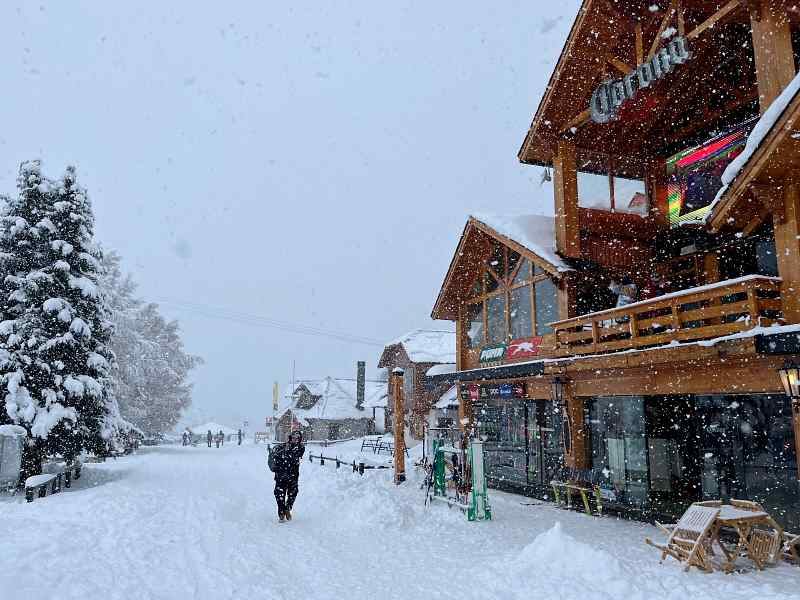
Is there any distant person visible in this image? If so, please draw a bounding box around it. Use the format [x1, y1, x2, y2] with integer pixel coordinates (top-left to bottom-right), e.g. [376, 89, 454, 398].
[181, 432, 188, 446]
[268, 431, 306, 522]
[207, 430, 213, 448]
[237, 429, 243, 446]
[218, 429, 225, 447]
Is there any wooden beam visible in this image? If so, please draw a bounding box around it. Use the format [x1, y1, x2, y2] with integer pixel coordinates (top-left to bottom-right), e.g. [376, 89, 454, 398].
[676, 0, 685, 36]
[560, 108, 592, 134]
[687, 0, 742, 41]
[635, 22, 643, 64]
[773, 183, 800, 322]
[648, 7, 675, 60]
[553, 140, 581, 259]
[750, 0, 795, 112]
[742, 204, 772, 236]
[606, 54, 633, 75]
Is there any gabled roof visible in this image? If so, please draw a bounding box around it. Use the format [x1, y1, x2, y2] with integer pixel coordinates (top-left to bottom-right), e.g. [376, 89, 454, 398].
[431, 214, 571, 321]
[518, 1, 760, 173]
[378, 329, 456, 367]
[280, 377, 385, 421]
[707, 71, 800, 231]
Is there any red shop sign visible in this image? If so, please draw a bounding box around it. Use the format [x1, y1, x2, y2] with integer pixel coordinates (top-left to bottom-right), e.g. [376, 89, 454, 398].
[507, 336, 543, 360]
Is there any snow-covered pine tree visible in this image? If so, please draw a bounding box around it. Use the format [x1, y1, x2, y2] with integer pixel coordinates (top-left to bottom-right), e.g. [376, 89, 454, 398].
[0, 162, 117, 475]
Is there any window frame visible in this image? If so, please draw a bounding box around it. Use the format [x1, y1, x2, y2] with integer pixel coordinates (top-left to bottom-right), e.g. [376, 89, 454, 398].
[463, 248, 558, 348]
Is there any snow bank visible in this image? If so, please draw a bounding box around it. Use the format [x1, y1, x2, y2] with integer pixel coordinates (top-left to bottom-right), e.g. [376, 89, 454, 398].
[508, 523, 628, 596]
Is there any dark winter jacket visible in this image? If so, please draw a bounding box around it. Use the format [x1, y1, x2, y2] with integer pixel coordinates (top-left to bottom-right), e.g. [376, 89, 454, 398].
[270, 442, 305, 480]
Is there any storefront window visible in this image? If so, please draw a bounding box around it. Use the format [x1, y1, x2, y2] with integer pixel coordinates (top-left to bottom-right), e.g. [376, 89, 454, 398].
[578, 171, 611, 210]
[589, 396, 649, 507]
[475, 401, 527, 485]
[614, 176, 648, 215]
[510, 285, 532, 340]
[466, 301, 484, 349]
[535, 277, 558, 335]
[695, 394, 800, 530]
[486, 294, 506, 343]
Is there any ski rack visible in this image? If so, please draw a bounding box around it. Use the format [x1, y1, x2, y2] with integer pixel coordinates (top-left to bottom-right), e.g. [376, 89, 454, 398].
[307, 453, 391, 475]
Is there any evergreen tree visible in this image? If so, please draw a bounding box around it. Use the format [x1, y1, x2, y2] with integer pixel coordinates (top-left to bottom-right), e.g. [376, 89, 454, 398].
[0, 161, 117, 474]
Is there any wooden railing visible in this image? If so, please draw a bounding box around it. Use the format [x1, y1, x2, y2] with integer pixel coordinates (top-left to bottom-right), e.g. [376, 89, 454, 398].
[550, 275, 783, 357]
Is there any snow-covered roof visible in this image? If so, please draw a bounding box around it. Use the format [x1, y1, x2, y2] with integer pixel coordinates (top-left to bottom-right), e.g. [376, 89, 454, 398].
[0, 424, 27, 437]
[471, 213, 573, 273]
[434, 386, 459, 410]
[384, 329, 456, 364]
[426, 363, 457, 377]
[708, 70, 800, 222]
[283, 377, 384, 420]
[189, 422, 238, 435]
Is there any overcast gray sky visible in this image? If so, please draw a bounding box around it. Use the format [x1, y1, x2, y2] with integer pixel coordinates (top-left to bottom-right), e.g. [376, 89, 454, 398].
[0, 1, 581, 431]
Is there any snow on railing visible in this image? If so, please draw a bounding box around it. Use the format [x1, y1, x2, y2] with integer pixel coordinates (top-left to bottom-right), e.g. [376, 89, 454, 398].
[550, 275, 783, 356]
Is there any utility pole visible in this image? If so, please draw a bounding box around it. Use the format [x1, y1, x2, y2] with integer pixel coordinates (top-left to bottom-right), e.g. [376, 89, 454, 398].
[392, 368, 406, 484]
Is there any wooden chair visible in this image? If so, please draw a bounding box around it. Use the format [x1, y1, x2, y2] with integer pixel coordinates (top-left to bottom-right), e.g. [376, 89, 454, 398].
[646, 505, 720, 572]
[749, 529, 782, 566]
[783, 532, 800, 565]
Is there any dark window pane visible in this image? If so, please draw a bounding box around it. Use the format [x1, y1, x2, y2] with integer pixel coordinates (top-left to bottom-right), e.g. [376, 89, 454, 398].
[486, 294, 506, 343]
[512, 259, 531, 284]
[510, 285, 532, 340]
[466, 302, 484, 349]
[535, 278, 558, 335]
[507, 250, 521, 280]
[486, 271, 500, 293]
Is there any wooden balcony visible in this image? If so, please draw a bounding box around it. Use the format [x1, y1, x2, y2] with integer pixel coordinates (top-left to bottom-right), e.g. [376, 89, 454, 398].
[550, 275, 783, 357]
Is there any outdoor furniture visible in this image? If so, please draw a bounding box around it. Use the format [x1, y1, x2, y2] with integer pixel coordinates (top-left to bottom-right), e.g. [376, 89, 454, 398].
[708, 504, 783, 572]
[24, 461, 82, 503]
[645, 505, 719, 572]
[360, 435, 382, 453]
[781, 531, 800, 565]
[550, 468, 602, 516]
[375, 438, 409, 457]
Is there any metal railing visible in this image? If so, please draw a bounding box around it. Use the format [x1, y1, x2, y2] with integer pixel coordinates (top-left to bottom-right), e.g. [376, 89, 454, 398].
[307, 453, 391, 475]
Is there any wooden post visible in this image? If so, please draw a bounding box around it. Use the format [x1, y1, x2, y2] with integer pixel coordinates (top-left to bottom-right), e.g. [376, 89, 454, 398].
[773, 183, 800, 322]
[750, 0, 795, 112]
[392, 368, 406, 484]
[793, 399, 800, 480]
[553, 139, 580, 258]
[562, 382, 588, 470]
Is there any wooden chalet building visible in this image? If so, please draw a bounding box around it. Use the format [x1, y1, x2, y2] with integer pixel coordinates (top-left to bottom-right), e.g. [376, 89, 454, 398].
[431, 0, 800, 529]
[377, 329, 456, 439]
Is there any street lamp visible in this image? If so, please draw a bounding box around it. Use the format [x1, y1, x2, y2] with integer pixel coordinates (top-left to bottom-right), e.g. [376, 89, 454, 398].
[777, 361, 800, 480]
[778, 362, 800, 400]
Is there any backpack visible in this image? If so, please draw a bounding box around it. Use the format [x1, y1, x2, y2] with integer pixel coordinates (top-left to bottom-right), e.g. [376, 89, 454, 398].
[267, 444, 284, 472]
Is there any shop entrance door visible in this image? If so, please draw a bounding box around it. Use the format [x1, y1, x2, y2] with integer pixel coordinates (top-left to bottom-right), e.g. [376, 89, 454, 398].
[526, 400, 562, 486]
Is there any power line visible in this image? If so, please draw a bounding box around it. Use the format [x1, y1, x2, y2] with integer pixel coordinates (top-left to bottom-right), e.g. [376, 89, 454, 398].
[151, 297, 385, 347]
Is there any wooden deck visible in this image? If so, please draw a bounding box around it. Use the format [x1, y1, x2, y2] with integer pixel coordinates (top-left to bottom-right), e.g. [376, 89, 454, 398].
[550, 275, 783, 357]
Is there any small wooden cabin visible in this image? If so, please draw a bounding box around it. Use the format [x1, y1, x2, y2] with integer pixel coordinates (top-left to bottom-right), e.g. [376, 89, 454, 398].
[431, 0, 800, 528]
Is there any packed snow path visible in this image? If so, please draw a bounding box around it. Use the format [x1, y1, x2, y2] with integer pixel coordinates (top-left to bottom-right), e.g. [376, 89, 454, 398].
[1, 443, 798, 600]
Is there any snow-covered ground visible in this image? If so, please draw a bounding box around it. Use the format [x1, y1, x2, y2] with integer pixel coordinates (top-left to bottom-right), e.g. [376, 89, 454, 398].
[1, 442, 797, 600]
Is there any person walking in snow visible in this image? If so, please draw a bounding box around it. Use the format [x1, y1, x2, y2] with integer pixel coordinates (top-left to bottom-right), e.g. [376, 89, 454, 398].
[207, 430, 213, 448]
[237, 429, 243, 445]
[218, 429, 225, 447]
[268, 431, 305, 522]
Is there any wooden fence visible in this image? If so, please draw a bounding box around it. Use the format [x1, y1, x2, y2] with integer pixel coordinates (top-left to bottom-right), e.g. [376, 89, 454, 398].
[550, 275, 782, 357]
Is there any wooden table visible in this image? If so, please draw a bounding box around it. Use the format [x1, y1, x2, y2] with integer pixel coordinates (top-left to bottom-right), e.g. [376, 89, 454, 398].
[709, 505, 783, 572]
